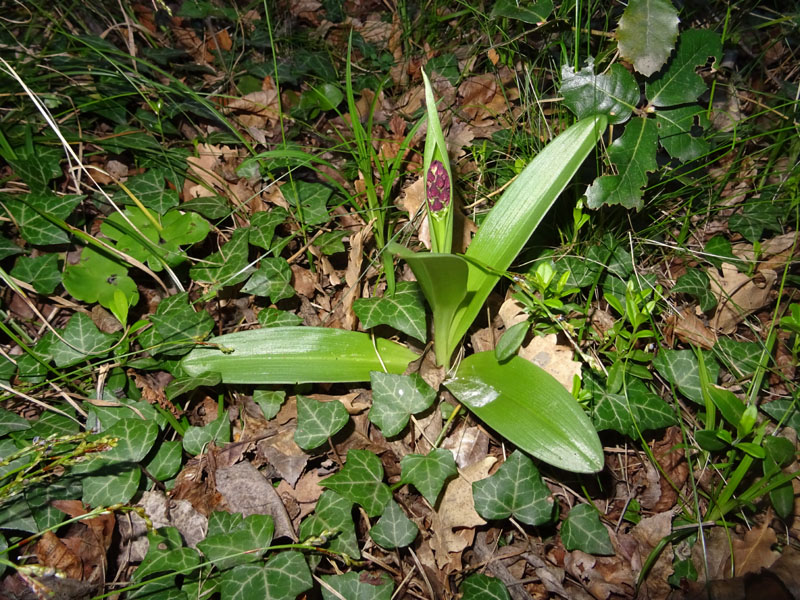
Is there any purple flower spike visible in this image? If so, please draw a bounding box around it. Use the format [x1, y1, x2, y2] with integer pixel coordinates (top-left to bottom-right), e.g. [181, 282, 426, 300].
[426, 159, 450, 213]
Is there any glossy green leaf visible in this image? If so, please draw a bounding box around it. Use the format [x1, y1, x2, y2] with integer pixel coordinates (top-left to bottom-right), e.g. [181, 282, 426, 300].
[0, 407, 30, 437]
[112, 168, 179, 214]
[257, 308, 302, 328]
[561, 62, 638, 125]
[586, 117, 658, 210]
[220, 552, 311, 600]
[183, 411, 230, 455]
[145, 440, 182, 481]
[561, 503, 613, 555]
[7, 147, 62, 193]
[100, 417, 159, 462]
[134, 527, 200, 582]
[281, 180, 332, 226]
[294, 395, 349, 449]
[369, 500, 418, 549]
[11, 254, 60, 294]
[653, 348, 719, 405]
[150, 291, 214, 358]
[495, 320, 529, 362]
[298, 490, 359, 559]
[165, 371, 221, 401]
[189, 228, 251, 287]
[353, 280, 428, 344]
[0, 237, 24, 261]
[729, 201, 785, 243]
[672, 268, 717, 312]
[472, 451, 555, 525]
[490, 0, 552, 24]
[706, 386, 746, 428]
[369, 372, 437, 437]
[80, 460, 141, 505]
[590, 377, 677, 436]
[62, 246, 139, 313]
[321, 571, 393, 600]
[713, 338, 762, 379]
[51, 312, 117, 367]
[460, 573, 511, 600]
[3, 193, 82, 245]
[182, 194, 231, 219]
[446, 352, 603, 473]
[617, 0, 680, 77]
[315, 230, 347, 255]
[253, 390, 285, 421]
[400, 448, 457, 506]
[197, 513, 274, 570]
[323, 449, 392, 517]
[242, 258, 294, 302]
[656, 105, 712, 162]
[180, 327, 417, 384]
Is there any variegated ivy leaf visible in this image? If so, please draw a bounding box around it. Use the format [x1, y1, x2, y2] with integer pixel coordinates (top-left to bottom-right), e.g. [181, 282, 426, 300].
[133, 527, 200, 582]
[369, 500, 418, 549]
[219, 551, 312, 600]
[51, 312, 117, 368]
[253, 390, 285, 421]
[189, 227, 251, 287]
[323, 449, 392, 517]
[242, 257, 294, 303]
[183, 411, 230, 456]
[79, 460, 141, 506]
[560, 503, 613, 555]
[149, 291, 214, 358]
[589, 377, 676, 437]
[460, 573, 511, 600]
[144, 440, 182, 481]
[197, 513, 274, 570]
[112, 168, 179, 214]
[652, 348, 719, 405]
[353, 281, 427, 343]
[294, 395, 349, 450]
[671, 268, 716, 312]
[7, 146, 62, 193]
[0, 408, 30, 437]
[472, 451, 555, 526]
[257, 307, 302, 328]
[298, 490, 359, 559]
[100, 417, 158, 463]
[11, 254, 60, 295]
[165, 371, 221, 401]
[369, 372, 437, 437]
[320, 571, 393, 600]
[3, 193, 82, 246]
[249, 208, 288, 250]
[400, 448, 457, 506]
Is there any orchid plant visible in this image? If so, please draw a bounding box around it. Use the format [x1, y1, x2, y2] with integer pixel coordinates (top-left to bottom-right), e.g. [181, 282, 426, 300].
[182, 70, 607, 473]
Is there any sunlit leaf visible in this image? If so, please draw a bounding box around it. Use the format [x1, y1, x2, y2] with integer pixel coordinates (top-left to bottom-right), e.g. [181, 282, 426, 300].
[369, 372, 437, 437]
[189, 228, 251, 287]
[353, 280, 427, 343]
[294, 395, 349, 450]
[150, 291, 214, 358]
[655, 105, 712, 162]
[257, 308, 302, 328]
[323, 449, 392, 517]
[652, 348, 719, 405]
[183, 411, 230, 455]
[561, 62, 638, 125]
[590, 377, 677, 436]
[399, 448, 457, 506]
[561, 503, 613, 555]
[617, 0, 680, 77]
[298, 490, 359, 559]
[253, 390, 285, 421]
[165, 371, 221, 401]
[321, 571, 393, 600]
[100, 417, 158, 463]
[134, 527, 200, 582]
[369, 500, 418, 549]
[198, 513, 274, 570]
[11, 254, 60, 294]
[495, 320, 529, 362]
[490, 0, 552, 24]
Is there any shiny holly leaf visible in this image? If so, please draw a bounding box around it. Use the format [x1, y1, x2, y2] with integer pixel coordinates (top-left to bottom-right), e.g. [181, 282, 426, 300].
[320, 571, 393, 600]
[369, 500, 418, 549]
[220, 552, 311, 600]
[561, 60, 639, 125]
[242, 258, 294, 302]
[652, 348, 719, 405]
[165, 371, 221, 401]
[590, 377, 677, 436]
[399, 448, 457, 506]
[461, 573, 511, 600]
[323, 449, 392, 517]
[190, 228, 251, 287]
[11, 254, 60, 294]
[257, 308, 302, 328]
[198, 513, 274, 570]
[298, 490, 359, 559]
[3, 193, 82, 245]
[672, 268, 717, 312]
[51, 312, 117, 367]
[369, 372, 437, 437]
[561, 503, 613, 555]
[294, 395, 349, 450]
[249, 208, 288, 250]
[617, 0, 680, 77]
[646, 29, 722, 107]
[149, 291, 214, 358]
[253, 390, 285, 420]
[354, 280, 427, 343]
[472, 451, 555, 526]
[112, 168, 179, 214]
[655, 105, 711, 162]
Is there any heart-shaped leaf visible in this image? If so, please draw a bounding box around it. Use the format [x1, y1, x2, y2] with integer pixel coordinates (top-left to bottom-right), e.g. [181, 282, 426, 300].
[323, 449, 391, 517]
[320, 571, 393, 600]
[353, 280, 428, 343]
[198, 513, 274, 570]
[294, 395, 349, 450]
[369, 372, 437, 437]
[561, 503, 613, 555]
[298, 490, 359, 559]
[219, 551, 312, 600]
[460, 573, 511, 599]
[399, 448, 457, 506]
[369, 500, 418, 549]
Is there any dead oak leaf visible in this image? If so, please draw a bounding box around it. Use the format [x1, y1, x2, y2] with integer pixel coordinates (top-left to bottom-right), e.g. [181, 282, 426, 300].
[707, 262, 776, 333]
[519, 334, 581, 391]
[732, 518, 781, 577]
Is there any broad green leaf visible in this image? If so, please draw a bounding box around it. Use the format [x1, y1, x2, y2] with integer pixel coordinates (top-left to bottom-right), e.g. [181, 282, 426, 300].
[27, 477, 82, 531]
[399, 448, 457, 506]
[100, 417, 159, 462]
[703, 235, 738, 269]
[706, 386, 745, 429]
[713, 338, 762, 379]
[586, 117, 658, 210]
[461, 573, 511, 600]
[130, 581, 187, 600]
[180, 327, 417, 384]
[197, 513, 274, 570]
[165, 371, 221, 401]
[353, 280, 428, 344]
[281, 180, 332, 226]
[323, 449, 392, 517]
[446, 352, 603, 473]
[561, 503, 613, 555]
[112, 169, 179, 214]
[590, 377, 677, 436]
[219, 552, 312, 600]
[646, 29, 722, 107]
[182, 194, 231, 219]
[671, 268, 717, 312]
[0, 237, 24, 261]
[472, 451, 555, 525]
[145, 440, 182, 482]
[294, 395, 349, 450]
[7, 147, 62, 193]
[257, 307, 302, 328]
[616, 0, 680, 77]
[495, 320, 529, 362]
[183, 411, 230, 455]
[655, 105, 712, 162]
[315, 230, 347, 255]
[62, 245, 139, 312]
[28, 410, 79, 438]
[249, 208, 288, 250]
[321, 571, 393, 600]
[369, 500, 418, 549]
[4, 193, 83, 245]
[369, 372, 437, 437]
[189, 228, 251, 287]
[490, 0, 552, 24]
[652, 348, 719, 405]
[0, 407, 30, 436]
[80, 460, 141, 505]
[11, 254, 60, 294]
[253, 390, 286, 420]
[560, 62, 638, 125]
[134, 527, 200, 582]
[449, 116, 607, 364]
[149, 291, 214, 358]
[242, 258, 294, 302]
[728, 201, 785, 243]
[298, 490, 359, 558]
[51, 312, 117, 367]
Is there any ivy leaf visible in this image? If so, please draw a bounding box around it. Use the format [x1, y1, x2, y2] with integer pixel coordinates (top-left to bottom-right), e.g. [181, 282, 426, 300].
[490, 0, 552, 24]
[51, 312, 117, 367]
[249, 208, 288, 250]
[704, 235, 738, 270]
[586, 117, 658, 210]
[183, 411, 230, 455]
[561, 503, 613, 555]
[220, 552, 311, 600]
[62, 246, 139, 313]
[560, 60, 639, 125]
[165, 371, 221, 401]
[257, 308, 302, 328]
[315, 230, 348, 255]
[761, 399, 800, 435]
[460, 573, 511, 600]
[713, 338, 762, 379]
[323, 449, 392, 517]
[79, 460, 141, 505]
[369, 500, 418, 549]
[671, 268, 717, 312]
[353, 281, 427, 343]
[253, 390, 285, 421]
[320, 571, 393, 600]
[298, 490, 359, 559]
[646, 29, 722, 107]
[198, 513, 274, 570]
[472, 451, 555, 526]
[616, 0, 680, 77]
[242, 258, 295, 303]
[149, 291, 214, 358]
[728, 201, 784, 243]
[655, 105, 712, 162]
[369, 372, 437, 437]
[399, 448, 457, 506]
[11, 254, 60, 294]
[182, 194, 231, 219]
[100, 417, 159, 462]
[134, 528, 200, 582]
[4, 193, 83, 245]
[294, 395, 349, 450]
[7, 147, 62, 193]
[0, 408, 30, 437]
[145, 440, 182, 481]
[652, 348, 719, 405]
[112, 168, 179, 214]
[0, 237, 24, 261]
[590, 377, 677, 436]
[190, 228, 251, 287]
[281, 180, 332, 226]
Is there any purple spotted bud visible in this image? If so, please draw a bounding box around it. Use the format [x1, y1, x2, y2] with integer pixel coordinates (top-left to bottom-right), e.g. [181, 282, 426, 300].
[426, 159, 450, 213]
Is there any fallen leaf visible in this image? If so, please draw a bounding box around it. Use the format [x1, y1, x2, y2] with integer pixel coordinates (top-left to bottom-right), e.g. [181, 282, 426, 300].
[731, 517, 781, 577]
[668, 308, 717, 349]
[707, 262, 776, 333]
[519, 334, 581, 390]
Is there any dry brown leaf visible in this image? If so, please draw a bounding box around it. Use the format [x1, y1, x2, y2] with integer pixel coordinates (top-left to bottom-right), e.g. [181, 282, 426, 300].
[668, 308, 717, 349]
[629, 511, 675, 600]
[707, 262, 776, 333]
[35, 531, 83, 580]
[731, 518, 781, 577]
[498, 295, 528, 329]
[257, 429, 308, 488]
[519, 334, 581, 390]
[138, 491, 208, 549]
[564, 549, 635, 600]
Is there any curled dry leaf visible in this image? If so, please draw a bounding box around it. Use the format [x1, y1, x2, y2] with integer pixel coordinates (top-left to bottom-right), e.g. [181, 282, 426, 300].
[707, 262, 776, 333]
